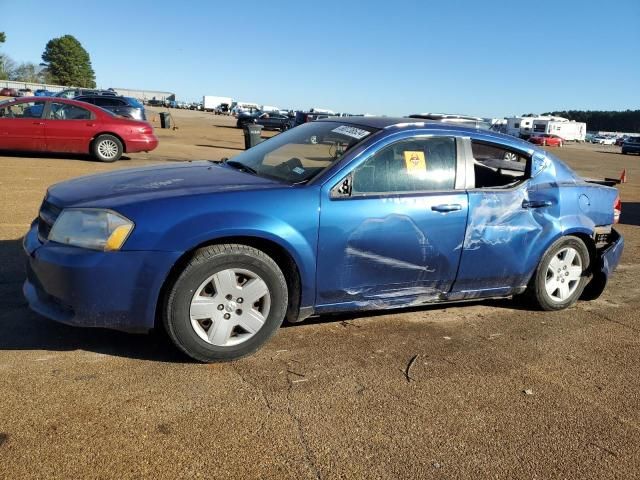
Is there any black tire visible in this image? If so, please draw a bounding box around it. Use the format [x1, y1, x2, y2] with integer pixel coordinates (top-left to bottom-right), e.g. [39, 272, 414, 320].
[92, 134, 123, 162]
[527, 236, 590, 311]
[163, 244, 288, 362]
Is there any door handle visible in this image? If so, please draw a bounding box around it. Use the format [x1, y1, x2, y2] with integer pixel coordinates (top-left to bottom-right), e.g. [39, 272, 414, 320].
[432, 204, 462, 213]
[32, 121, 44, 125]
[86, 123, 96, 127]
[522, 200, 552, 209]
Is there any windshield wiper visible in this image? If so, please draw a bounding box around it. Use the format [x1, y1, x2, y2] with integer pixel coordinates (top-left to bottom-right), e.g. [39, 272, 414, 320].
[223, 160, 258, 175]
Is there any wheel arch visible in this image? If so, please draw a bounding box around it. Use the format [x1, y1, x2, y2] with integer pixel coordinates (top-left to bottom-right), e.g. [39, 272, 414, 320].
[523, 227, 597, 288]
[90, 132, 127, 153]
[155, 235, 304, 331]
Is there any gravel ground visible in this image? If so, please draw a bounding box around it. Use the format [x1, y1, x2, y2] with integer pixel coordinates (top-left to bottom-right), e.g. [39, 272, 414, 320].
[0, 109, 638, 479]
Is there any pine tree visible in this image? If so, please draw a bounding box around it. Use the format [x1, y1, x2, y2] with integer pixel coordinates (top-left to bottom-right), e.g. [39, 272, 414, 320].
[41, 35, 96, 87]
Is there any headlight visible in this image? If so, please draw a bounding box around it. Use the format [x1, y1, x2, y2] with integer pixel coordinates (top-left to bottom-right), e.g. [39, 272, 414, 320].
[48, 209, 134, 251]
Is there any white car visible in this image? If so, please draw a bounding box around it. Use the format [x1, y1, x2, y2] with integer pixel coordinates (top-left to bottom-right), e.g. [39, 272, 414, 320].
[592, 136, 616, 145]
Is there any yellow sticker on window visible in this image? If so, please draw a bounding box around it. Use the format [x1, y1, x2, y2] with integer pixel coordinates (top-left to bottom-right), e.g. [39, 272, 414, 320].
[404, 151, 426, 173]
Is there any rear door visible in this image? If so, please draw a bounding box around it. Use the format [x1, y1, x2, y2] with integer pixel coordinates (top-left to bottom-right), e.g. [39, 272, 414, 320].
[0, 100, 47, 151]
[43, 102, 100, 153]
[452, 138, 556, 294]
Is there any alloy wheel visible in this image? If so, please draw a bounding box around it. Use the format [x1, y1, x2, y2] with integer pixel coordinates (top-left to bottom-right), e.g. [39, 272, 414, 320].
[544, 247, 583, 302]
[98, 139, 119, 159]
[189, 268, 271, 347]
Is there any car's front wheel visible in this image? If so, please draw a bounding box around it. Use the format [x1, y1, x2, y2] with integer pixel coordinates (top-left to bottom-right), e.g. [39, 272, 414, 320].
[528, 236, 590, 311]
[164, 244, 288, 362]
[92, 134, 123, 162]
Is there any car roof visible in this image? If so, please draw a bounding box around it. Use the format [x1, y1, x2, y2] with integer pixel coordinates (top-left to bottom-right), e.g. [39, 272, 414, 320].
[316, 116, 537, 151]
[6, 96, 104, 110]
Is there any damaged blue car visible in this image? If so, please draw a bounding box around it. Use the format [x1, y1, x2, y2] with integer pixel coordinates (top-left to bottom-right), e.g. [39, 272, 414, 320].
[23, 117, 624, 362]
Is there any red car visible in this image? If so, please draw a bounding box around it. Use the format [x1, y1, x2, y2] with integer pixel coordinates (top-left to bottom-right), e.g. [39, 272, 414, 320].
[529, 134, 563, 147]
[0, 97, 158, 162]
[0, 87, 18, 97]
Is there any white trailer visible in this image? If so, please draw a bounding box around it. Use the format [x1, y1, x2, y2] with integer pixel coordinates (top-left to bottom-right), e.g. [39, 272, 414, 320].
[203, 96, 233, 112]
[505, 116, 536, 137]
[532, 119, 586, 142]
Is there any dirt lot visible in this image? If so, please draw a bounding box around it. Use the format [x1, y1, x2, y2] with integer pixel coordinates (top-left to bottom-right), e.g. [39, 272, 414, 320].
[1, 109, 639, 479]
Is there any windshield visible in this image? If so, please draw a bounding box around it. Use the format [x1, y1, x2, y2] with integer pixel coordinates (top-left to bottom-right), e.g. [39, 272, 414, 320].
[226, 121, 377, 183]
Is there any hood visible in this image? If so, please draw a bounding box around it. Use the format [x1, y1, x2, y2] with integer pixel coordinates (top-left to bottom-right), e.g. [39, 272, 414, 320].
[47, 161, 281, 207]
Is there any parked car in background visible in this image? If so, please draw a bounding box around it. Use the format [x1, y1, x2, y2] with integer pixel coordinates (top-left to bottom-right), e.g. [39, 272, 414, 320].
[408, 113, 494, 130]
[621, 136, 640, 155]
[22, 117, 623, 362]
[615, 136, 628, 146]
[0, 97, 157, 162]
[215, 103, 231, 115]
[591, 135, 616, 145]
[75, 95, 147, 121]
[56, 88, 117, 99]
[236, 111, 291, 130]
[529, 134, 563, 147]
[16, 88, 33, 97]
[0, 88, 18, 97]
[292, 111, 334, 127]
[34, 89, 57, 97]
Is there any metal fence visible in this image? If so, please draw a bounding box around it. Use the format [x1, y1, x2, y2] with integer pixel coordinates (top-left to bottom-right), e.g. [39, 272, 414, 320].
[0, 80, 175, 101]
[0, 80, 65, 93]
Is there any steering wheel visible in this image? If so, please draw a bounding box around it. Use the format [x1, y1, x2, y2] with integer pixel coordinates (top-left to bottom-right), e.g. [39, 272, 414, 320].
[275, 157, 303, 174]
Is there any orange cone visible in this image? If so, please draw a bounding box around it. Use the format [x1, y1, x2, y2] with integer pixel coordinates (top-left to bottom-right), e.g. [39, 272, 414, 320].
[620, 169, 627, 184]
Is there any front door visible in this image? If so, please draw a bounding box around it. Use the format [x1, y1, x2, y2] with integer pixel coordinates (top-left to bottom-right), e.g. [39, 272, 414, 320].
[0, 100, 47, 151]
[316, 135, 468, 309]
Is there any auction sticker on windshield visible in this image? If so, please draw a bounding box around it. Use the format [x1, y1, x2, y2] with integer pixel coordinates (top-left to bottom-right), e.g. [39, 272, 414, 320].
[331, 125, 370, 140]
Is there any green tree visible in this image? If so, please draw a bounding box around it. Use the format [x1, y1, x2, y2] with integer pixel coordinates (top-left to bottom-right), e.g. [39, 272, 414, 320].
[41, 35, 96, 87]
[0, 31, 7, 80]
[11, 62, 43, 83]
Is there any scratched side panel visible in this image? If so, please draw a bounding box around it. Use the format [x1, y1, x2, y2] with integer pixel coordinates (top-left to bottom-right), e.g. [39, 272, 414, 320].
[452, 151, 618, 295]
[316, 193, 468, 310]
[452, 186, 559, 292]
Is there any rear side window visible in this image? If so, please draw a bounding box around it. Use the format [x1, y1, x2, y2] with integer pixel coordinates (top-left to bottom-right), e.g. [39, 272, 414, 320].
[48, 103, 92, 120]
[471, 140, 529, 188]
[93, 97, 125, 106]
[352, 137, 457, 194]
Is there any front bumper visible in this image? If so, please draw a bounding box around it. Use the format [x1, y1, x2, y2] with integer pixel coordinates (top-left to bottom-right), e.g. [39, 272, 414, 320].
[23, 222, 181, 333]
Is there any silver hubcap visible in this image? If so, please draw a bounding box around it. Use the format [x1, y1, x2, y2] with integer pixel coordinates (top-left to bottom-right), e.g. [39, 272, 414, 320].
[545, 247, 583, 302]
[503, 152, 518, 162]
[98, 139, 118, 159]
[190, 268, 271, 347]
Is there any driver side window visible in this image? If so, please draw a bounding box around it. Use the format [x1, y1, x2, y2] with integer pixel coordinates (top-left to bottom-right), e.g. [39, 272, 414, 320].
[351, 137, 457, 194]
[0, 101, 45, 119]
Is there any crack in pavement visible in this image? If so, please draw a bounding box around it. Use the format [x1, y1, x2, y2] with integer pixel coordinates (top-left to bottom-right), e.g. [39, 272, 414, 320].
[595, 311, 640, 333]
[231, 363, 274, 434]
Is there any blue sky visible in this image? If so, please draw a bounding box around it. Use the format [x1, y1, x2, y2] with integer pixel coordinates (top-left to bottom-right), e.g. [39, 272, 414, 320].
[2, 0, 638, 117]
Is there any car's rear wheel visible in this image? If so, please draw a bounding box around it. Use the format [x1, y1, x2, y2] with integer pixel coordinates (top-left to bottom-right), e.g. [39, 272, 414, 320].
[164, 244, 288, 362]
[528, 236, 590, 311]
[92, 134, 123, 162]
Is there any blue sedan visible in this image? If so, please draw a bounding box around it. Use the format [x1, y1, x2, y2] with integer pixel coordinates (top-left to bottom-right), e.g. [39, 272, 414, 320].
[23, 117, 624, 361]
